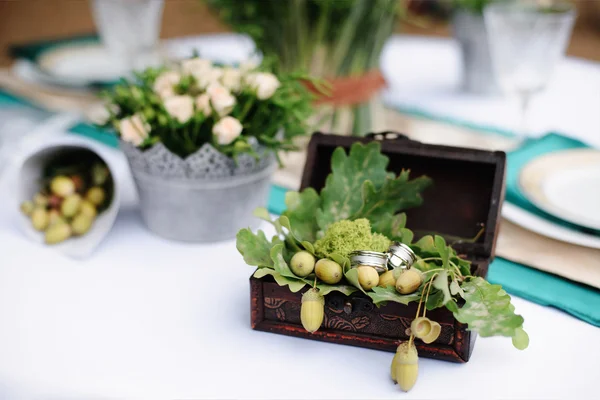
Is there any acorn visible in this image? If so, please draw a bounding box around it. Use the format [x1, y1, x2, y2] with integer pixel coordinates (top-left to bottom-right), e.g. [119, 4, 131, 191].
[300, 288, 325, 333]
[396, 269, 422, 294]
[393, 341, 419, 392]
[44, 222, 72, 244]
[315, 259, 342, 284]
[357, 266, 379, 291]
[31, 207, 49, 231]
[290, 251, 315, 277]
[411, 317, 441, 344]
[79, 200, 97, 219]
[33, 193, 48, 207]
[71, 214, 94, 236]
[378, 270, 396, 288]
[20, 201, 34, 216]
[61, 194, 82, 218]
[50, 175, 75, 197]
[86, 187, 106, 206]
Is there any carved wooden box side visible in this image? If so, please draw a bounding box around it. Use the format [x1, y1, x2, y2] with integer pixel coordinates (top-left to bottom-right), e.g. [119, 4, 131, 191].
[250, 260, 489, 363]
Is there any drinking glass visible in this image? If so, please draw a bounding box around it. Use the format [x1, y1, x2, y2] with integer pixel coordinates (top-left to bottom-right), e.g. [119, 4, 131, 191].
[91, 0, 165, 71]
[484, 1, 576, 139]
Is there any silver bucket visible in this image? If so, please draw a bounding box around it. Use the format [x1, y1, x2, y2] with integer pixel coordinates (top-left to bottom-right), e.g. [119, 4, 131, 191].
[121, 141, 275, 242]
[452, 10, 499, 95]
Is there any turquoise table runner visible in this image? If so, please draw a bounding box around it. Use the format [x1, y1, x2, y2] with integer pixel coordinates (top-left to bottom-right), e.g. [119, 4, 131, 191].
[1, 88, 598, 326]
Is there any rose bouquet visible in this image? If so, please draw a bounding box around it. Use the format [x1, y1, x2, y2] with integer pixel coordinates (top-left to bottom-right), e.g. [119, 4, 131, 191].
[96, 57, 316, 242]
[99, 57, 314, 163]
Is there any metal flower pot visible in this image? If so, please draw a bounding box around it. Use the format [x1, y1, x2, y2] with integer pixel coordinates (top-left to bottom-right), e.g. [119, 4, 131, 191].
[121, 142, 275, 242]
[452, 10, 498, 95]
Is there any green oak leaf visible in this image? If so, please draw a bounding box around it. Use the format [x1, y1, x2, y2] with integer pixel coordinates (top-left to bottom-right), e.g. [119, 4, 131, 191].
[282, 188, 321, 242]
[453, 277, 525, 338]
[432, 270, 452, 305]
[253, 268, 276, 279]
[373, 212, 407, 238]
[253, 207, 283, 234]
[512, 327, 530, 350]
[236, 229, 274, 268]
[316, 142, 389, 233]
[301, 241, 315, 254]
[450, 279, 465, 298]
[352, 171, 432, 224]
[434, 235, 450, 268]
[271, 244, 297, 280]
[425, 289, 444, 310]
[372, 213, 414, 245]
[368, 286, 421, 306]
[329, 252, 350, 271]
[316, 283, 358, 297]
[253, 268, 307, 293]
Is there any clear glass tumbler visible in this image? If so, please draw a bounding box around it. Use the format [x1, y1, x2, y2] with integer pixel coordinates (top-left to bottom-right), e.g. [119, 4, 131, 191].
[483, 0, 576, 139]
[91, 0, 165, 72]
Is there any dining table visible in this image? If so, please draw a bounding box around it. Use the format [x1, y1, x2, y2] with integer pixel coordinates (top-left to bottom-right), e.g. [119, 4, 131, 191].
[0, 34, 598, 400]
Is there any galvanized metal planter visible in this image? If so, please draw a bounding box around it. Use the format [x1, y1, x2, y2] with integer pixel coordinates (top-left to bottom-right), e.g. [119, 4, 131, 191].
[452, 10, 498, 95]
[121, 141, 275, 242]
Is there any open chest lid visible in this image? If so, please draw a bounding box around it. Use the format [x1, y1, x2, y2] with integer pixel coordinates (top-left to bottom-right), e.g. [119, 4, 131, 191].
[299, 132, 507, 260]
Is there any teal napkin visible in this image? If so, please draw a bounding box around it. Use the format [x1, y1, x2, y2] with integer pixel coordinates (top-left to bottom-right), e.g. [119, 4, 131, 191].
[488, 258, 600, 327]
[506, 133, 597, 234]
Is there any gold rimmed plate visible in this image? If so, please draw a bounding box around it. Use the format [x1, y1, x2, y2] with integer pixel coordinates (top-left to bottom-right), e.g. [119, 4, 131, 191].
[519, 148, 600, 231]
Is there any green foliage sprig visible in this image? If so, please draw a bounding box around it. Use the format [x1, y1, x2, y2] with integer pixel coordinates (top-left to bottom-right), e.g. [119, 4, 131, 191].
[236, 141, 528, 348]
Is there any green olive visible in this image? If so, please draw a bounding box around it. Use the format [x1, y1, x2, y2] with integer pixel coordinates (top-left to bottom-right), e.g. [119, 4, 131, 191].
[50, 175, 75, 197]
[31, 207, 49, 231]
[61, 194, 82, 218]
[71, 214, 94, 236]
[86, 187, 106, 206]
[45, 222, 72, 244]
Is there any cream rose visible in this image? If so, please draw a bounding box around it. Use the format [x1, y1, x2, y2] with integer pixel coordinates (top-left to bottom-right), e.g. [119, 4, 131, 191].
[181, 58, 212, 76]
[239, 60, 258, 73]
[119, 113, 150, 146]
[220, 67, 242, 92]
[246, 72, 281, 100]
[153, 71, 181, 99]
[163, 95, 194, 123]
[195, 93, 212, 116]
[212, 116, 243, 145]
[207, 83, 236, 117]
[195, 67, 223, 89]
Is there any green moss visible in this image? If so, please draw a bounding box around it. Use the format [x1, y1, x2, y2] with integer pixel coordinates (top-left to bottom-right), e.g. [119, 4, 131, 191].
[314, 218, 391, 259]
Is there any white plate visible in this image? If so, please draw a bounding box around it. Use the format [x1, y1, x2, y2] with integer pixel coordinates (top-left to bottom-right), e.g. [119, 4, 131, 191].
[501, 202, 600, 250]
[13, 34, 258, 89]
[519, 149, 600, 231]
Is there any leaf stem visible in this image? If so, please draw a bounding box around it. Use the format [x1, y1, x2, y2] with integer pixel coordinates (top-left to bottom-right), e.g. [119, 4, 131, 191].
[422, 276, 437, 319]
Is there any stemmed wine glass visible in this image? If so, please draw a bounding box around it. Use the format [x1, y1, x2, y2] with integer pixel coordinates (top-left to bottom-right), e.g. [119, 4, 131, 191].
[483, 0, 576, 140]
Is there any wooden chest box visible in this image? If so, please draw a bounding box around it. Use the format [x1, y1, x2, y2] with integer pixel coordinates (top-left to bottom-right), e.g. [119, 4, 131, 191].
[250, 132, 506, 363]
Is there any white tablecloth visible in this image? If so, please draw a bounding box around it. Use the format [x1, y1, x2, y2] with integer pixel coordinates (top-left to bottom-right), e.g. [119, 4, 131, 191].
[381, 35, 600, 148]
[1, 34, 600, 399]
